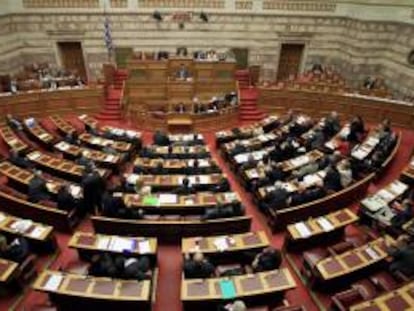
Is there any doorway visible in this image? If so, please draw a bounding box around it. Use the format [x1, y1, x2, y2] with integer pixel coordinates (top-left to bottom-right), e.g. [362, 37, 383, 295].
[276, 43, 305, 81]
[57, 42, 87, 81]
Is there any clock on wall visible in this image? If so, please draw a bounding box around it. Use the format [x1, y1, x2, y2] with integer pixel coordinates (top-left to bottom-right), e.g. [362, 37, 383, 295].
[408, 50, 414, 66]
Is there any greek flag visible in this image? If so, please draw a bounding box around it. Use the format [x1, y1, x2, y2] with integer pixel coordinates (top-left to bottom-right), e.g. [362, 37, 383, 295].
[104, 15, 113, 54]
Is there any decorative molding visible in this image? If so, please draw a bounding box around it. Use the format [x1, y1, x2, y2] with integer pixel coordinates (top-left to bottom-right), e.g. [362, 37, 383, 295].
[262, 1, 336, 12]
[23, 0, 99, 8]
[110, 0, 128, 8]
[235, 1, 253, 10]
[138, 0, 225, 9]
[46, 29, 85, 37]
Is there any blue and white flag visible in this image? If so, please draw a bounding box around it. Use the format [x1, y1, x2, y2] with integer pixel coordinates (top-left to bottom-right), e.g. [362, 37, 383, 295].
[104, 15, 113, 54]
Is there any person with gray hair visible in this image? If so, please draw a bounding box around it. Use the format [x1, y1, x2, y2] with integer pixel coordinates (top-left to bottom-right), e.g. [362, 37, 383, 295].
[218, 300, 247, 311]
[28, 170, 50, 203]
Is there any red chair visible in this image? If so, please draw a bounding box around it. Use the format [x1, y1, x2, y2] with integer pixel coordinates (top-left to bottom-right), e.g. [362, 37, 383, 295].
[331, 279, 377, 311]
[369, 271, 399, 292]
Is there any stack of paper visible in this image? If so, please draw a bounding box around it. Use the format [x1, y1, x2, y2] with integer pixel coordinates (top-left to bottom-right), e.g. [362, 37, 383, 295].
[126, 174, 139, 184]
[138, 240, 151, 254]
[235, 154, 248, 164]
[249, 170, 259, 179]
[184, 198, 194, 205]
[30, 226, 46, 239]
[44, 274, 64, 291]
[56, 142, 69, 151]
[11, 219, 33, 233]
[295, 222, 311, 238]
[28, 152, 41, 160]
[105, 155, 115, 162]
[213, 237, 229, 252]
[39, 133, 49, 140]
[198, 175, 209, 184]
[158, 194, 178, 204]
[97, 236, 110, 249]
[365, 247, 379, 260]
[0, 213, 5, 223]
[389, 181, 408, 196]
[224, 193, 237, 202]
[317, 217, 334, 232]
[69, 185, 82, 199]
[361, 196, 387, 212]
[377, 189, 395, 203]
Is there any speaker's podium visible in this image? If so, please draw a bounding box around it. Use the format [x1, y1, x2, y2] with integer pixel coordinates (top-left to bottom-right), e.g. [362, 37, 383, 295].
[167, 114, 193, 133]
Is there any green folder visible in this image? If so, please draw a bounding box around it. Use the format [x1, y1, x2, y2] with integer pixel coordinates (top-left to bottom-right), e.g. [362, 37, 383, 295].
[143, 196, 159, 206]
[219, 279, 236, 299]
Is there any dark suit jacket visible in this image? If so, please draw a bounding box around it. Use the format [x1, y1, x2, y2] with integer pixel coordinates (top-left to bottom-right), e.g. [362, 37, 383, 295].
[323, 168, 342, 192]
[183, 259, 215, 279]
[28, 176, 49, 203]
[255, 250, 282, 272]
[389, 246, 414, 276]
[57, 187, 75, 211]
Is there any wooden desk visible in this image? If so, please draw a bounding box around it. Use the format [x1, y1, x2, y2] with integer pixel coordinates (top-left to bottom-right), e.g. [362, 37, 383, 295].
[50, 115, 77, 136]
[0, 258, 18, 284]
[33, 270, 152, 311]
[78, 114, 98, 129]
[313, 236, 393, 289]
[350, 281, 414, 311]
[133, 157, 218, 174]
[0, 88, 103, 119]
[215, 115, 280, 146]
[23, 119, 56, 146]
[55, 141, 122, 168]
[123, 191, 240, 214]
[125, 173, 225, 191]
[351, 130, 381, 161]
[92, 215, 252, 243]
[285, 208, 358, 251]
[0, 125, 29, 153]
[168, 133, 204, 145]
[0, 211, 56, 252]
[167, 115, 194, 133]
[258, 88, 414, 129]
[68, 231, 157, 261]
[146, 145, 210, 158]
[79, 133, 132, 153]
[27, 151, 109, 182]
[182, 231, 269, 258]
[181, 268, 296, 311]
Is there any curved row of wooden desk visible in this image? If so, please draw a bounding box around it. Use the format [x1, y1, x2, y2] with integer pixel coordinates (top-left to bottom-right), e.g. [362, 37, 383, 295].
[258, 88, 414, 129]
[0, 87, 103, 119]
[125, 108, 239, 132]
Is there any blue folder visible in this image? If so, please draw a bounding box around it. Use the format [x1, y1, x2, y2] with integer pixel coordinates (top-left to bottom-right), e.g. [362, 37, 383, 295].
[219, 279, 236, 299]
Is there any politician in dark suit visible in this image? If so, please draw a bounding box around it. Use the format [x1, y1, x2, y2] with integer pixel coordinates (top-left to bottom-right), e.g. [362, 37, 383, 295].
[387, 235, 414, 277]
[28, 170, 50, 203]
[323, 165, 343, 192]
[9, 149, 31, 168]
[252, 247, 282, 272]
[183, 252, 215, 279]
[0, 235, 30, 263]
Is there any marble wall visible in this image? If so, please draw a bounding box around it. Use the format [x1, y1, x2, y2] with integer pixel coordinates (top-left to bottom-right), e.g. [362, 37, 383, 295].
[0, 0, 413, 98]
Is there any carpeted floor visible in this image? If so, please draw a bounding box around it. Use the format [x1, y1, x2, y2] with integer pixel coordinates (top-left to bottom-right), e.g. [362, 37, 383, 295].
[0, 117, 412, 311]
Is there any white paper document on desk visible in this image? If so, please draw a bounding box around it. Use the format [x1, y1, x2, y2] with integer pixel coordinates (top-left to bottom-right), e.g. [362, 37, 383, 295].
[295, 222, 311, 238]
[44, 274, 64, 291]
[317, 217, 334, 232]
[213, 237, 229, 252]
[138, 240, 151, 254]
[158, 194, 178, 204]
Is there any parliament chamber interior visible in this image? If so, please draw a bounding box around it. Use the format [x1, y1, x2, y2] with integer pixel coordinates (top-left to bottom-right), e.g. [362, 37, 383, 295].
[0, 1, 414, 310]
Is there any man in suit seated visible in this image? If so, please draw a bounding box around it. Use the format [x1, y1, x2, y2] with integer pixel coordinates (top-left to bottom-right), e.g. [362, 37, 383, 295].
[57, 183, 83, 213]
[183, 252, 215, 279]
[5, 114, 23, 131]
[77, 150, 93, 167]
[9, 149, 31, 168]
[0, 234, 30, 263]
[176, 64, 190, 80]
[391, 199, 413, 230]
[322, 111, 341, 138]
[175, 176, 194, 195]
[64, 132, 79, 145]
[115, 255, 151, 281]
[88, 253, 119, 278]
[386, 235, 414, 277]
[212, 177, 230, 192]
[202, 202, 244, 220]
[175, 103, 186, 114]
[259, 181, 289, 213]
[28, 170, 50, 203]
[323, 164, 343, 193]
[153, 130, 170, 146]
[251, 247, 282, 272]
[348, 115, 365, 143]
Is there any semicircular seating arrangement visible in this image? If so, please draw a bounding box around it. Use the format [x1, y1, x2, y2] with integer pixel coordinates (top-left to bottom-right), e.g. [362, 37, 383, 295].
[0, 95, 412, 311]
